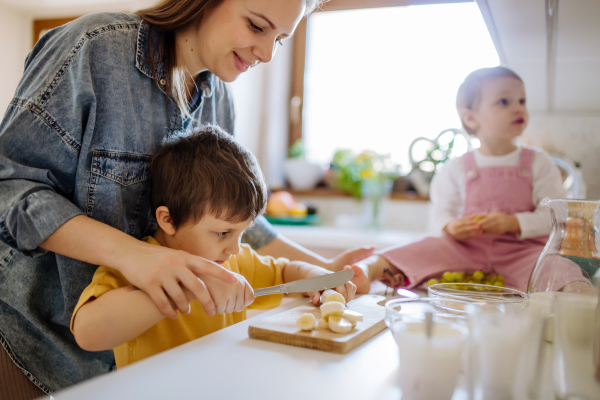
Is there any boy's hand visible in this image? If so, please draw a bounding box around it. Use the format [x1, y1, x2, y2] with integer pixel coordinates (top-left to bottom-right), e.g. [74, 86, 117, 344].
[199, 272, 254, 314]
[285, 261, 357, 305]
[478, 212, 520, 235]
[444, 216, 483, 241]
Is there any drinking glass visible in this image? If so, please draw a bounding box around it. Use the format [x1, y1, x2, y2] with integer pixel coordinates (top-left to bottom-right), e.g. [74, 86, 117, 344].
[553, 293, 600, 400]
[385, 298, 472, 400]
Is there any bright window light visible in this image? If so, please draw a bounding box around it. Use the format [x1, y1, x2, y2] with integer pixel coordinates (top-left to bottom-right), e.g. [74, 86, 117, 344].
[303, 2, 498, 173]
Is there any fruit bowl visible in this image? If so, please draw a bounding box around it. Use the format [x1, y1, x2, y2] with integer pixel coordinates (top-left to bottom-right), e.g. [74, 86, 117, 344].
[427, 283, 527, 305]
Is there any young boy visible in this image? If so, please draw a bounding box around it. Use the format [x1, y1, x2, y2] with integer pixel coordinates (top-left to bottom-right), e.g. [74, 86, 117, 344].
[71, 126, 356, 368]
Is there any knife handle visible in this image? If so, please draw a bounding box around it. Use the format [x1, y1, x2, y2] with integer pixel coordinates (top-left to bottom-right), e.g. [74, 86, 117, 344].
[254, 285, 286, 297]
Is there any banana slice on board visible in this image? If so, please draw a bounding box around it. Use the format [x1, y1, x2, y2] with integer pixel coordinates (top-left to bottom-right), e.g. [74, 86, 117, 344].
[296, 313, 316, 331]
[328, 316, 353, 333]
[342, 310, 364, 327]
[320, 301, 345, 321]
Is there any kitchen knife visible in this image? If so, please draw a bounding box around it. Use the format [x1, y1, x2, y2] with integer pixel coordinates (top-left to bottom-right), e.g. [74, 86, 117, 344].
[254, 269, 354, 297]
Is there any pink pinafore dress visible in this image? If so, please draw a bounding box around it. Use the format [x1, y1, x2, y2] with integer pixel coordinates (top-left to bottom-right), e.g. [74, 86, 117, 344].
[380, 148, 548, 291]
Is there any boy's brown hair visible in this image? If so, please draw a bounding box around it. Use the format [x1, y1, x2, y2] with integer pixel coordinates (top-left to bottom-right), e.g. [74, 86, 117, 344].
[456, 66, 523, 136]
[150, 125, 267, 229]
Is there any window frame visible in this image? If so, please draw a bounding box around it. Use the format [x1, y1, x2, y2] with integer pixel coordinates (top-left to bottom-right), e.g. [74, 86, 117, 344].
[33, 17, 79, 48]
[289, 0, 484, 147]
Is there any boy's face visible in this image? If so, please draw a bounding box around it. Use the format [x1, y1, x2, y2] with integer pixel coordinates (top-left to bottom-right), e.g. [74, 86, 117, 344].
[468, 77, 528, 143]
[164, 212, 254, 264]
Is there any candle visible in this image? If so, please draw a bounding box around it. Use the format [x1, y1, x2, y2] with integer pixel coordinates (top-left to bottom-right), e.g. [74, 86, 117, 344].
[394, 321, 468, 400]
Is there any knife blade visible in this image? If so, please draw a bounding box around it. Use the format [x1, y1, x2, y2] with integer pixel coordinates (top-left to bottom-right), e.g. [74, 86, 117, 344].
[254, 269, 354, 297]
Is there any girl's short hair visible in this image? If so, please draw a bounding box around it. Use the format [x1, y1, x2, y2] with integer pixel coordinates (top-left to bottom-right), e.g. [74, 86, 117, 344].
[456, 66, 523, 135]
[150, 125, 267, 229]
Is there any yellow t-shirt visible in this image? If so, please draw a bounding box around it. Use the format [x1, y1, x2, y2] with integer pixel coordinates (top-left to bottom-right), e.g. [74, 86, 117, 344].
[71, 237, 287, 368]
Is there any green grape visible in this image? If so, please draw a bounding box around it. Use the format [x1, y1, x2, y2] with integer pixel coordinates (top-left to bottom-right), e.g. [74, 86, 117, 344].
[451, 272, 464, 282]
[427, 278, 439, 287]
[472, 270, 485, 282]
[442, 271, 453, 283]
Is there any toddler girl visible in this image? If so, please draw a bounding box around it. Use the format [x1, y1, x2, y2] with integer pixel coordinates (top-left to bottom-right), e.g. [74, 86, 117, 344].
[350, 67, 566, 292]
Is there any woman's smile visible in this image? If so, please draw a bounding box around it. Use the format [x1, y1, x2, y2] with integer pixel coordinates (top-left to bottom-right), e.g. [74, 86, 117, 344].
[233, 52, 254, 72]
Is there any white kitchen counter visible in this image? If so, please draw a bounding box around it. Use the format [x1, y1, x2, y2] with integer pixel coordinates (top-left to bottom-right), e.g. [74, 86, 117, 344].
[274, 226, 425, 259]
[52, 293, 554, 400]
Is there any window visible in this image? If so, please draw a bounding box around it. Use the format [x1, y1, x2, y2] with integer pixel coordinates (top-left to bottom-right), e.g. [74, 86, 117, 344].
[294, 1, 498, 173]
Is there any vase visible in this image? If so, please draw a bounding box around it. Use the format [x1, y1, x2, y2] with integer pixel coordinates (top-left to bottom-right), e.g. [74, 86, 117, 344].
[361, 177, 392, 229]
[284, 158, 325, 191]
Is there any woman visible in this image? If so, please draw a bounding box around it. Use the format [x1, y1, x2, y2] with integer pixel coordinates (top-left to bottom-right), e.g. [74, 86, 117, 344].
[0, 0, 372, 396]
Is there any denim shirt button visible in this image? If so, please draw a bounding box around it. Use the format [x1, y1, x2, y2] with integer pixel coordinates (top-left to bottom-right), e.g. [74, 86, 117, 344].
[159, 79, 166, 86]
[203, 87, 211, 97]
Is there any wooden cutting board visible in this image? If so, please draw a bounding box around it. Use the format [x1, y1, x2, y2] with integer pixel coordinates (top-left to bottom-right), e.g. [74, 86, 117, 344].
[248, 295, 387, 354]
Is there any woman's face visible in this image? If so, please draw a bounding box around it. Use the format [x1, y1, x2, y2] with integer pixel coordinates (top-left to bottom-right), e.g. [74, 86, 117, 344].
[178, 0, 306, 82]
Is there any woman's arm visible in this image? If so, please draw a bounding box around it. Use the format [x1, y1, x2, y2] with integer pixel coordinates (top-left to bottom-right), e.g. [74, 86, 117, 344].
[41, 215, 236, 319]
[256, 235, 375, 272]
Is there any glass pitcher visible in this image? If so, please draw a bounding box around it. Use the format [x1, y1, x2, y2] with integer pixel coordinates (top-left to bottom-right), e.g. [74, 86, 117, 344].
[527, 199, 600, 399]
[528, 198, 600, 296]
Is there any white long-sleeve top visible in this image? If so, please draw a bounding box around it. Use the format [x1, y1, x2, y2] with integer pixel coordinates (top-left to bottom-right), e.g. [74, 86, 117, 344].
[429, 145, 567, 239]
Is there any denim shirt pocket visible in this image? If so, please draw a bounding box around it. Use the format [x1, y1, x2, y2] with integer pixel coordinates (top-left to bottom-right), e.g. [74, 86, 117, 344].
[88, 151, 152, 237]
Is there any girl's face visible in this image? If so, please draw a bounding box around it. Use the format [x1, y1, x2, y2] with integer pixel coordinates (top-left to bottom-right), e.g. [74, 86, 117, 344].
[466, 77, 528, 146]
[178, 0, 306, 82]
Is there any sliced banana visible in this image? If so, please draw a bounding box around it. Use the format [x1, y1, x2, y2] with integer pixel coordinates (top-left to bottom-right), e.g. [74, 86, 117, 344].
[321, 289, 346, 305]
[317, 318, 329, 329]
[320, 301, 345, 321]
[296, 313, 316, 331]
[320, 289, 337, 303]
[328, 316, 353, 333]
[342, 310, 364, 327]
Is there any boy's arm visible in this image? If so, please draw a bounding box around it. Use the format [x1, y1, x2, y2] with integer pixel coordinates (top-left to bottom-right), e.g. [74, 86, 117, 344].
[256, 235, 374, 273]
[72, 286, 193, 352]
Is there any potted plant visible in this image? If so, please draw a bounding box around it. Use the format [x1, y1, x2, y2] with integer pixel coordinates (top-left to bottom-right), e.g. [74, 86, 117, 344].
[329, 150, 399, 228]
[284, 139, 325, 191]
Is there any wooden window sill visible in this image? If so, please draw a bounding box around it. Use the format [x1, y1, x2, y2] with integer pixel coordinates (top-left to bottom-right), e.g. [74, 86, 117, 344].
[285, 188, 429, 202]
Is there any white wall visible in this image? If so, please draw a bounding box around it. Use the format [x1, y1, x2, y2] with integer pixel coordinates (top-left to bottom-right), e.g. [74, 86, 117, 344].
[524, 112, 600, 199]
[228, 43, 293, 190]
[0, 5, 31, 116]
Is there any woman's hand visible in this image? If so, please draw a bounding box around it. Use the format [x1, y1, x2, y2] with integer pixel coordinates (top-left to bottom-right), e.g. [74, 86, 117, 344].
[444, 216, 483, 241]
[116, 243, 239, 319]
[478, 212, 520, 235]
[40, 215, 238, 320]
[284, 261, 357, 305]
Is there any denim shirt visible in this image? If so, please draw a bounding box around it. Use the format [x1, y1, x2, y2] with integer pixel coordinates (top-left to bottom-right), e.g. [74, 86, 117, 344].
[0, 12, 277, 393]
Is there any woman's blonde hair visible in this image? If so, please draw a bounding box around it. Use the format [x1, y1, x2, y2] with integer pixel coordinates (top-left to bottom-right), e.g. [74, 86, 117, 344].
[137, 0, 326, 117]
[456, 66, 523, 136]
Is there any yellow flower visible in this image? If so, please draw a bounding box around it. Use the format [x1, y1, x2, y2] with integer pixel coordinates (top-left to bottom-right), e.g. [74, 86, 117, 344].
[360, 169, 375, 178]
[355, 152, 374, 164]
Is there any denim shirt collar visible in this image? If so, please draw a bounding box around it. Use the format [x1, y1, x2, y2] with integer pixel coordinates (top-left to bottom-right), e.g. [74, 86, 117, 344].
[135, 19, 214, 99]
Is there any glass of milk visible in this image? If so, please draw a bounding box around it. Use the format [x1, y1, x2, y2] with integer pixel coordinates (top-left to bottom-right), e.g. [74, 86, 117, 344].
[385, 298, 472, 400]
[553, 292, 600, 400]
